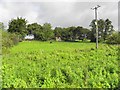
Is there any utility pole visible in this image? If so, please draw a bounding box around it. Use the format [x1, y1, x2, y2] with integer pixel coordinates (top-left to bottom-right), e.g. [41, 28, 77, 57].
[91, 5, 101, 49]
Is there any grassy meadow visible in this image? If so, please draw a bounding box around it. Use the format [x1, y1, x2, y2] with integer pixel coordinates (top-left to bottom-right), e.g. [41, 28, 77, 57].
[2, 41, 119, 88]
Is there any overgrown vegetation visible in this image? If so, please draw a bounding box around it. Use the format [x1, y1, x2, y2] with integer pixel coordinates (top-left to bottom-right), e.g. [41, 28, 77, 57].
[106, 32, 120, 44]
[2, 30, 19, 53]
[2, 41, 119, 88]
[0, 22, 19, 54]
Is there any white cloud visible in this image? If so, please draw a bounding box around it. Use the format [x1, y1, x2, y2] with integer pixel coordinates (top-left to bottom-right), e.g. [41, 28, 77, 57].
[1, 0, 119, 2]
[0, 1, 118, 30]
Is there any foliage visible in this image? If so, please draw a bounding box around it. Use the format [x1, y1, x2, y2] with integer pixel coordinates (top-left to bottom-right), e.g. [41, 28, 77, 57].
[8, 17, 27, 38]
[27, 23, 54, 41]
[42, 23, 54, 41]
[2, 41, 119, 88]
[106, 32, 120, 44]
[2, 30, 19, 53]
[89, 19, 96, 42]
[89, 19, 114, 42]
[54, 27, 62, 37]
[27, 23, 43, 40]
[1, 23, 19, 54]
[6, 17, 116, 44]
[54, 26, 90, 41]
[104, 19, 114, 40]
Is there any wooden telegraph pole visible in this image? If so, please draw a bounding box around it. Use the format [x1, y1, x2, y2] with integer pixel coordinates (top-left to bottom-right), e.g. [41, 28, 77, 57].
[91, 5, 101, 49]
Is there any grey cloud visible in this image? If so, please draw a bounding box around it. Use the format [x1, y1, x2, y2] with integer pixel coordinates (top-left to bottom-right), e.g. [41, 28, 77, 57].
[0, 1, 118, 30]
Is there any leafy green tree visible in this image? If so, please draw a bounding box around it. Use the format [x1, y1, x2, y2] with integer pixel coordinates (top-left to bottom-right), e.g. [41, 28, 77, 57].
[89, 19, 96, 42]
[61, 27, 76, 41]
[106, 31, 120, 44]
[78, 27, 90, 41]
[27, 23, 54, 41]
[75, 26, 82, 39]
[54, 27, 62, 37]
[8, 17, 27, 37]
[98, 19, 105, 42]
[104, 19, 114, 40]
[42, 23, 54, 41]
[69, 26, 77, 41]
[61, 27, 69, 41]
[89, 19, 114, 42]
[54, 26, 90, 41]
[27, 23, 42, 40]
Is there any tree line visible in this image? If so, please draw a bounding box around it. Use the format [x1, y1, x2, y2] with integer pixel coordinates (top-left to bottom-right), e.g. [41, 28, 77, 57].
[7, 17, 118, 42]
[1, 17, 120, 49]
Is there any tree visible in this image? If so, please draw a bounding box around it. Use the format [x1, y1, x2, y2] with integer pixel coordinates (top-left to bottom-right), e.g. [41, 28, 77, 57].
[89, 19, 114, 42]
[59, 27, 77, 41]
[42, 23, 54, 41]
[0, 22, 4, 30]
[8, 17, 27, 37]
[104, 19, 114, 40]
[106, 31, 120, 44]
[89, 19, 96, 42]
[69, 26, 76, 41]
[54, 27, 63, 39]
[27, 23, 43, 40]
[78, 27, 90, 41]
[97, 19, 105, 42]
[60, 27, 69, 41]
[27, 23, 54, 41]
[75, 26, 82, 40]
[54, 26, 90, 42]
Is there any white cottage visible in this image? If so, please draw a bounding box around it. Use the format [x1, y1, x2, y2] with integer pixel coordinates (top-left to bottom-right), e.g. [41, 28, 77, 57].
[24, 34, 34, 40]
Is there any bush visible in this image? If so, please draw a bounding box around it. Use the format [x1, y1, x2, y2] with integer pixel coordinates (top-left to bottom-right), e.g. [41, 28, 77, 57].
[1, 30, 19, 53]
[106, 32, 120, 44]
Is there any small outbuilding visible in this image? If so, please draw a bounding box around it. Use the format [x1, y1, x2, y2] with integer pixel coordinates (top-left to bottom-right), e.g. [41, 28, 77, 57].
[56, 37, 61, 41]
[24, 34, 34, 40]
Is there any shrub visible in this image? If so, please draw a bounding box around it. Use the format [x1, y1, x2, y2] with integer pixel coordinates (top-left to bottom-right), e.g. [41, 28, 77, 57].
[1, 30, 19, 53]
[106, 32, 120, 44]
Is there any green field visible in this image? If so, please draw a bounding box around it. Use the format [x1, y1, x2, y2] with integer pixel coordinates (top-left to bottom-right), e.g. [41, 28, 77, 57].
[2, 41, 119, 88]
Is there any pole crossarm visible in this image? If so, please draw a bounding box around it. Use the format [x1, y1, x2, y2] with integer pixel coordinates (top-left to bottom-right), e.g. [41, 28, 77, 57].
[91, 5, 101, 10]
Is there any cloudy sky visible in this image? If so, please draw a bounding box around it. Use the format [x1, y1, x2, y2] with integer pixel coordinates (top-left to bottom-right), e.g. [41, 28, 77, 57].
[0, 0, 119, 30]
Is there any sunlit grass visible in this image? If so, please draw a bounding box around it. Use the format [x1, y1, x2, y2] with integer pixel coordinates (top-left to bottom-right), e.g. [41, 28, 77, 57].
[2, 41, 119, 88]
